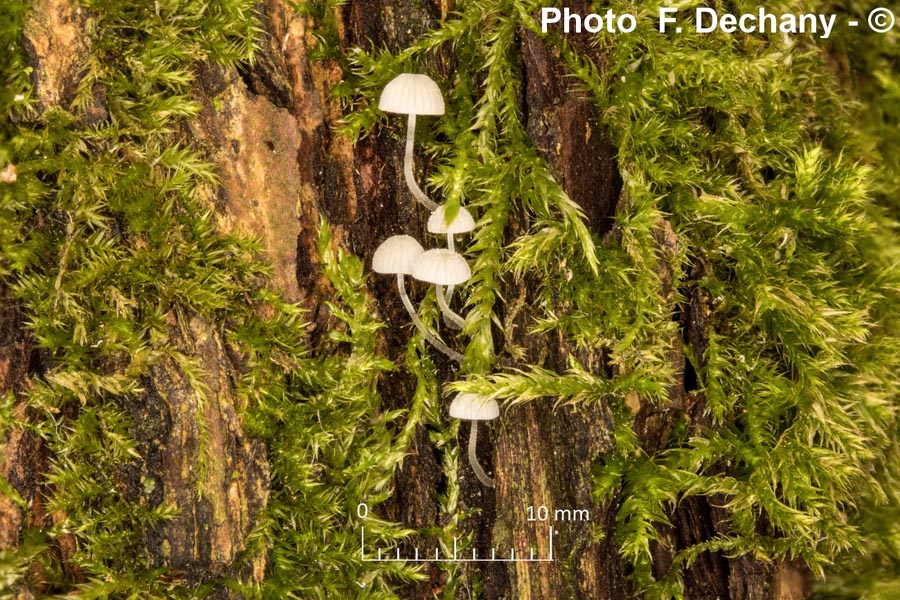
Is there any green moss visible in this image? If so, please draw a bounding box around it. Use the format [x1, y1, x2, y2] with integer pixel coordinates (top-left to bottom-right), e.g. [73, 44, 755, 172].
[2, 0, 264, 596]
[2, 0, 898, 597]
[343, 0, 900, 597]
[238, 223, 422, 598]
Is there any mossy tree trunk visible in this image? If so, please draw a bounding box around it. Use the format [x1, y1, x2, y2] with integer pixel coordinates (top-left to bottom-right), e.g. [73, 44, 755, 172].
[199, 1, 809, 598]
[251, 3, 808, 598]
[4, 0, 893, 599]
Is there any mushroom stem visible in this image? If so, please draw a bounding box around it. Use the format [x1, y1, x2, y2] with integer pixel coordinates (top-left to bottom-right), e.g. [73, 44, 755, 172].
[403, 113, 438, 211]
[444, 235, 455, 305]
[436, 284, 466, 330]
[444, 285, 456, 311]
[397, 273, 462, 362]
[468, 420, 494, 488]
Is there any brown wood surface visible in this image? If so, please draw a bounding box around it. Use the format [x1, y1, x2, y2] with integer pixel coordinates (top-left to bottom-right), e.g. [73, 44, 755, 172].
[0, 1, 812, 598]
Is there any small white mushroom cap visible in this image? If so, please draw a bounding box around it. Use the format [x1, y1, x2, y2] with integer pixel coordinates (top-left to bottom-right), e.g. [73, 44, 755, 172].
[411, 249, 471, 285]
[428, 204, 476, 235]
[379, 73, 445, 116]
[372, 235, 424, 275]
[449, 393, 499, 420]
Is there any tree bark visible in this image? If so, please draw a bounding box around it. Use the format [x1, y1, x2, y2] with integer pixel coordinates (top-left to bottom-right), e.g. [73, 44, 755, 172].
[0, 285, 48, 600]
[234, 2, 803, 598]
[2, 0, 817, 598]
[3, 1, 271, 596]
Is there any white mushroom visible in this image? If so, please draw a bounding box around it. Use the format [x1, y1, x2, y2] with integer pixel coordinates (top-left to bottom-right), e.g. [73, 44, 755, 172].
[428, 204, 476, 322]
[449, 392, 500, 420]
[411, 249, 471, 285]
[379, 73, 445, 211]
[379, 74, 445, 115]
[411, 249, 470, 330]
[372, 234, 423, 275]
[449, 392, 499, 488]
[427, 204, 475, 253]
[373, 236, 462, 363]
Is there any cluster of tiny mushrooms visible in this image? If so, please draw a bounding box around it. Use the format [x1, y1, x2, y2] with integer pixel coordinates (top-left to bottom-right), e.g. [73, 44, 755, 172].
[373, 73, 498, 488]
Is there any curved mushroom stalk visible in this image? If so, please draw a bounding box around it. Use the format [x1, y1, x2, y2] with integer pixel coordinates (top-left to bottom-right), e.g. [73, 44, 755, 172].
[427, 205, 475, 308]
[411, 248, 471, 333]
[436, 284, 465, 330]
[380, 74, 444, 211]
[444, 235, 456, 307]
[397, 273, 462, 362]
[449, 393, 499, 488]
[443, 287, 457, 323]
[373, 235, 461, 363]
[403, 113, 438, 211]
[468, 420, 494, 488]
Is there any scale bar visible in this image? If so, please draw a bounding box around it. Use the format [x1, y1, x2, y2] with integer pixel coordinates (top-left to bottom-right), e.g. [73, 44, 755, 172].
[360, 526, 555, 563]
[361, 557, 555, 562]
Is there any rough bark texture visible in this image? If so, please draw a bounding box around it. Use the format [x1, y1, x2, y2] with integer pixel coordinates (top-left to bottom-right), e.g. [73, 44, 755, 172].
[0, 286, 47, 600]
[22, 0, 91, 112]
[3, 0, 813, 598]
[0, 291, 30, 551]
[192, 63, 305, 303]
[138, 312, 269, 585]
[4, 1, 272, 596]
